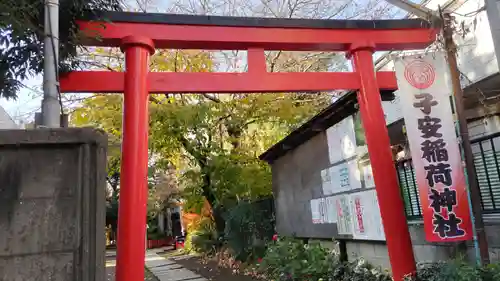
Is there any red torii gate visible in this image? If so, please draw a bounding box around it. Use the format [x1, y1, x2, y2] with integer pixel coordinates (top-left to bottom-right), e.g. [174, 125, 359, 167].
[60, 11, 438, 281]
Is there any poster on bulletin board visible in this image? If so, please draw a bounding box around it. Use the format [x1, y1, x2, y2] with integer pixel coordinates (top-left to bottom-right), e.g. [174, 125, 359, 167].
[321, 160, 362, 196]
[350, 190, 385, 241]
[326, 116, 357, 164]
[334, 194, 353, 235]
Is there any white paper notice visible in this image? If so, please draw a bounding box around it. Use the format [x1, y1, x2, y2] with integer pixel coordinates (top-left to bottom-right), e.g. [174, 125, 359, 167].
[362, 164, 375, 189]
[310, 199, 321, 224]
[350, 190, 386, 241]
[321, 168, 334, 195]
[326, 116, 357, 164]
[324, 160, 362, 195]
[325, 196, 338, 223]
[334, 194, 353, 235]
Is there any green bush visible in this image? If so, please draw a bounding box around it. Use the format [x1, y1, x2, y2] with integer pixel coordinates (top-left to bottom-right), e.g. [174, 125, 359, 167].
[184, 217, 219, 254]
[241, 235, 500, 281]
[257, 237, 336, 280]
[224, 199, 275, 262]
[254, 236, 394, 281]
[406, 259, 500, 281]
[329, 258, 392, 281]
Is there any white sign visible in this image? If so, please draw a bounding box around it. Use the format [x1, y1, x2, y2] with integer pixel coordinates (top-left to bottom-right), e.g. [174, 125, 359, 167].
[350, 190, 385, 241]
[310, 197, 337, 224]
[319, 198, 327, 223]
[395, 53, 473, 242]
[322, 160, 362, 195]
[325, 196, 338, 223]
[334, 194, 353, 235]
[362, 163, 375, 189]
[326, 116, 357, 164]
[310, 199, 322, 224]
[320, 168, 333, 194]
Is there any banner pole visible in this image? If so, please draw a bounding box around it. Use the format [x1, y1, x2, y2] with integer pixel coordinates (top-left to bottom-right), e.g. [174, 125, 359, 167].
[442, 11, 490, 265]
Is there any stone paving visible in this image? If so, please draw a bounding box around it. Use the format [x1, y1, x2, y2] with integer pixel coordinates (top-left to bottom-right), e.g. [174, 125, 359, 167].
[105, 250, 161, 281]
[105, 249, 207, 281]
[145, 250, 208, 281]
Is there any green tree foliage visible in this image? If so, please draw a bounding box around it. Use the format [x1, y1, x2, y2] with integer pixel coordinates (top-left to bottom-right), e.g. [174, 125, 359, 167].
[224, 198, 275, 261]
[71, 46, 335, 233]
[0, 0, 121, 99]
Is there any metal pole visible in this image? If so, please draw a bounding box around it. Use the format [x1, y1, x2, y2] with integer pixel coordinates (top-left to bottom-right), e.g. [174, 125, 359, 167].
[442, 12, 490, 265]
[41, 0, 61, 128]
[115, 36, 154, 281]
[349, 45, 417, 281]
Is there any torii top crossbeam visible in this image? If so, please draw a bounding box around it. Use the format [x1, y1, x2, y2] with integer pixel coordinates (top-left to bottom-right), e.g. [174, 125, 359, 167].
[79, 11, 433, 50]
[59, 11, 437, 281]
[60, 12, 436, 94]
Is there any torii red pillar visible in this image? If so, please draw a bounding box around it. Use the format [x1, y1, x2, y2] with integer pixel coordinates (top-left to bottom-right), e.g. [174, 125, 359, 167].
[349, 44, 416, 277]
[59, 12, 439, 281]
[115, 36, 155, 281]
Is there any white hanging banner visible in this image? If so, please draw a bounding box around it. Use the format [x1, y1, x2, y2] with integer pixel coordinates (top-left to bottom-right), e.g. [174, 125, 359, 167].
[395, 53, 473, 242]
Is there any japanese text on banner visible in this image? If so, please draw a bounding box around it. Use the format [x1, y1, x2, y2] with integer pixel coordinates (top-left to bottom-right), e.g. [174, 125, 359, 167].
[395, 53, 473, 242]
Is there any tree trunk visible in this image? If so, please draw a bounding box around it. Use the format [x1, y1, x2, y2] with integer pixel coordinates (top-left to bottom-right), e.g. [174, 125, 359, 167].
[200, 173, 226, 239]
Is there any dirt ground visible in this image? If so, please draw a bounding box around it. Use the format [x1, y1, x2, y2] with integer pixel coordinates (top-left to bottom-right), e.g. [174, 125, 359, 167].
[168, 254, 258, 281]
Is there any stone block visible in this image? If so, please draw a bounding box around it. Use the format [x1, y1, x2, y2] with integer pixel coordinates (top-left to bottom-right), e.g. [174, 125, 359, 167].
[485, 224, 500, 248]
[369, 257, 391, 271]
[0, 198, 77, 256]
[0, 128, 107, 281]
[489, 248, 500, 262]
[0, 148, 79, 200]
[0, 253, 74, 281]
[346, 241, 361, 258]
[408, 223, 428, 245]
[373, 243, 389, 258]
[413, 245, 450, 263]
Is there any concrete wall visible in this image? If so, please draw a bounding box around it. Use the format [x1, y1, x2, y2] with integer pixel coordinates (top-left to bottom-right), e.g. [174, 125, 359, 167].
[272, 131, 339, 239]
[0, 128, 108, 281]
[344, 220, 500, 270]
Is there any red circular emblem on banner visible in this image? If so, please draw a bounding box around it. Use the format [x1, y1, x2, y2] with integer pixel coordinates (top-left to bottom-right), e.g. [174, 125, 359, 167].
[404, 59, 436, 89]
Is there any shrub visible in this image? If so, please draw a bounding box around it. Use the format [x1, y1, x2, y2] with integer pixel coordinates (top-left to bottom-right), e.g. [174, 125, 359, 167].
[481, 263, 500, 281]
[224, 198, 275, 262]
[222, 233, 500, 281]
[255, 236, 393, 281]
[184, 216, 219, 254]
[257, 236, 336, 280]
[329, 258, 392, 281]
[406, 259, 500, 281]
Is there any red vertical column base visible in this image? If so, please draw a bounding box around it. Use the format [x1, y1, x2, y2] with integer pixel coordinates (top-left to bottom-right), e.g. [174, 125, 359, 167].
[349, 44, 417, 281]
